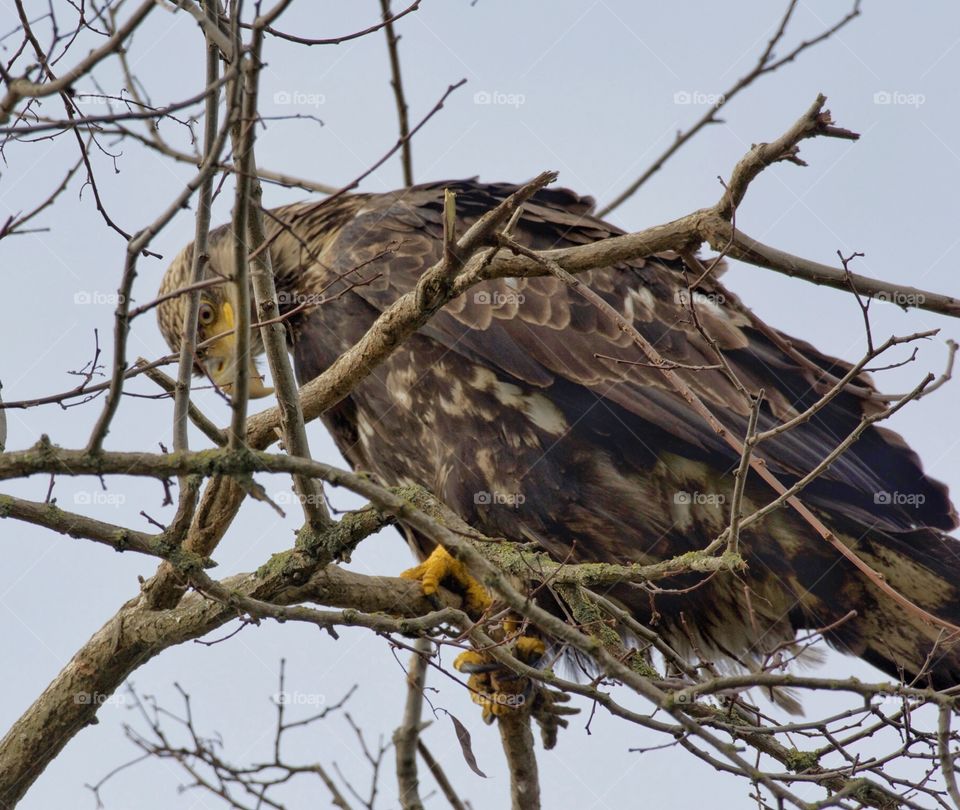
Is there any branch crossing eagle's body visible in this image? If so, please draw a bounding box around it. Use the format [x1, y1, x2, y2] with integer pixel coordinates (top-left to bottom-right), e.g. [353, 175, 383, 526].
[158, 180, 960, 694]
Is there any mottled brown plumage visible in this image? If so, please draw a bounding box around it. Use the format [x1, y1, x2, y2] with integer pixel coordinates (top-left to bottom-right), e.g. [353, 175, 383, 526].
[158, 179, 960, 698]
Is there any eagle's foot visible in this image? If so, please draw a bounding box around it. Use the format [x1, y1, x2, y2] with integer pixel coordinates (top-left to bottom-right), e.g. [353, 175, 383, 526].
[454, 632, 547, 723]
[402, 548, 573, 740]
[530, 686, 577, 749]
[401, 545, 491, 616]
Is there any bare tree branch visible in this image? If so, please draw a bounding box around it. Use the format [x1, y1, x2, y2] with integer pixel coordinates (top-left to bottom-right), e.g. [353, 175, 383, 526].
[598, 0, 862, 216]
[394, 639, 430, 810]
[379, 0, 413, 186]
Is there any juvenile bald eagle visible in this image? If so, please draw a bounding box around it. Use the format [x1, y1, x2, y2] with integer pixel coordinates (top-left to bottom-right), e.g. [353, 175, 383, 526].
[158, 179, 960, 693]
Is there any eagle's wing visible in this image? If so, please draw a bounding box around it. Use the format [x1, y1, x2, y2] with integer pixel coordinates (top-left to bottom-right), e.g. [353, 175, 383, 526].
[278, 180, 960, 691]
[309, 180, 956, 536]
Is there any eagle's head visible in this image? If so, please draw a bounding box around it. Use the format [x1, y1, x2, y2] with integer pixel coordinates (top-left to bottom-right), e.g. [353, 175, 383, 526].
[156, 235, 274, 399]
[156, 195, 370, 400]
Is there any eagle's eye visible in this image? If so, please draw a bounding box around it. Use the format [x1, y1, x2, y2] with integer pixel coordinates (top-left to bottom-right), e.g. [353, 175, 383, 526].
[198, 302, 216, 327]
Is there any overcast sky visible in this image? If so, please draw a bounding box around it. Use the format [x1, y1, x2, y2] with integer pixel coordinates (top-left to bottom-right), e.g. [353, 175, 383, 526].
[1, 2, 959, 808]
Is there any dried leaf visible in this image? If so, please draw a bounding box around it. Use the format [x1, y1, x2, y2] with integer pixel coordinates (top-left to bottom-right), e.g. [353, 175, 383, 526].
[448, 713, 487, 778]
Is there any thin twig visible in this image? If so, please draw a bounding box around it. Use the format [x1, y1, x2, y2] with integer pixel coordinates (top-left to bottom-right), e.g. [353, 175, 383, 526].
[379, 0, 413, 186]
[598, 0, 862, 216]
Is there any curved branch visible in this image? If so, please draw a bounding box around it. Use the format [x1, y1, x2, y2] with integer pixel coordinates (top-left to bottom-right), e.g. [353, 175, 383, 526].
[0, 1, 156, 122]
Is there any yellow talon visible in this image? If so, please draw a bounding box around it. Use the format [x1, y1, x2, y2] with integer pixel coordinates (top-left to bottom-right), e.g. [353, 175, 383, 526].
[453, 650, 489, 671]
[401, 545, 492, 616]
[516, 636, 546, 661]
[402, 548, 550, 724]
[452, 632, 546, 723]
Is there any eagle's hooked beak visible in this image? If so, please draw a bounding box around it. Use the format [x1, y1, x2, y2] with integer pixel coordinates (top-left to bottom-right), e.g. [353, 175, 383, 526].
[202, 301, 274, 399]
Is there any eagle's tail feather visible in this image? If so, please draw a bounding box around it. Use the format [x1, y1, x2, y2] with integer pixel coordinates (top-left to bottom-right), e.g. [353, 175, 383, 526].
[814, 525, 960, 689]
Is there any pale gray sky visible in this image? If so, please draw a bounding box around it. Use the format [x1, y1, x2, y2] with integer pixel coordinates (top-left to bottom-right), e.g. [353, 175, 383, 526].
[1, 2, 958, 808]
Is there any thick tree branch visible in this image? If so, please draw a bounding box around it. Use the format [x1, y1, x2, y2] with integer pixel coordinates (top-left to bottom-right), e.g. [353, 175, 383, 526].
[705, 221, 960, 318]
[0, 526, 454, 808]
[498, 710, 540, 810]
[394, 638, 429, 810]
